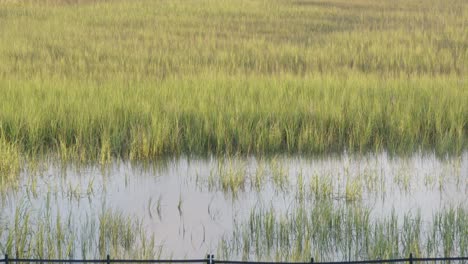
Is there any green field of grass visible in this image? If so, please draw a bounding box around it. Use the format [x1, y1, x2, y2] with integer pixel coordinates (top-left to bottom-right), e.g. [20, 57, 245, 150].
[0, 0, 466, 164]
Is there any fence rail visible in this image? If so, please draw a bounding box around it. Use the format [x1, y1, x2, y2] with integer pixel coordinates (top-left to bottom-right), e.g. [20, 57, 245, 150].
[1, 254, 467, 264]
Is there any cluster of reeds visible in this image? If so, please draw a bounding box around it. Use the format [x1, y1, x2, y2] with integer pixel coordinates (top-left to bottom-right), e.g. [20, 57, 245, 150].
[0, 137, 20, 190]
[0, 201, 161, 259]
[206, 154, 467, 203]
[220, 204, 468, 261]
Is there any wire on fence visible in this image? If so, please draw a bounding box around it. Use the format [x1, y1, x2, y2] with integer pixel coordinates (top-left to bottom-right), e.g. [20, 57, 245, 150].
[1, 254, 467, 264]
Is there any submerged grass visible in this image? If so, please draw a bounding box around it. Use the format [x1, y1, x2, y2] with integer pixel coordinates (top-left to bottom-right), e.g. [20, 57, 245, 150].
[0, 0, 466, 162]
[206, 154, 467, 201]
[0, 153, 465, 260]
[0, 201, 159, 259]
[222, 204, 468, 261]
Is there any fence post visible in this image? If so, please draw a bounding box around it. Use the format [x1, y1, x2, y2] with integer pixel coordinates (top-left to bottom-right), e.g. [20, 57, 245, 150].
[311, 258, 314, 264]
[206, 254, 215, 264]
[5, 254, 8, 264]
[409, 253, 413, 264]
[107, 254, 110, 264]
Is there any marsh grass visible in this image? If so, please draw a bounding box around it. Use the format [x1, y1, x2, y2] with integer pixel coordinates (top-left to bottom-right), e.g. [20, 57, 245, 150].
[222, 204, 468, 261]
[0, 0, 466, 77]
[204, 154, 467, 202]
[218, 159, 248, 195]
[0, 76, 466, 162]
[0, 137, 20, 190]
[0, 201, 159, 259]
[0, 0, 466, 260]
[0, 0, 466, 162]
[0, 154, 465, 260]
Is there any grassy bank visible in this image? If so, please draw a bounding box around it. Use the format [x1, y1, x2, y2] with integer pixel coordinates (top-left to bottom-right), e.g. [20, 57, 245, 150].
[0, 0, 466, 161]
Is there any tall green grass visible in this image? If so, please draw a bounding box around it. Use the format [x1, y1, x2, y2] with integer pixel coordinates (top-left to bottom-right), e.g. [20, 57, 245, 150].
[0, 0, 466, 161]
[0, 136, 20, 189]
[0, 76, 466, 161]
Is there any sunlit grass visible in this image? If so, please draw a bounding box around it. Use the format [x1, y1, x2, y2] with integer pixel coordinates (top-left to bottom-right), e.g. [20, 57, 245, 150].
[0, 0, 466, 162]
[0, 76, 465, 161]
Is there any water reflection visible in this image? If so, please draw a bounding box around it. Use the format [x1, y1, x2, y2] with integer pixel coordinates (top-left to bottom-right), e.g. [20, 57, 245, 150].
[0, 152, 466, 259]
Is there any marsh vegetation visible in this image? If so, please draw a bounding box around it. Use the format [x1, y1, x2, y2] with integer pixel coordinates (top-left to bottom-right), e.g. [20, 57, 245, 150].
[0, 0, 466, 161]
[0, 153, 467, 260]
[0, 0, 467, 261]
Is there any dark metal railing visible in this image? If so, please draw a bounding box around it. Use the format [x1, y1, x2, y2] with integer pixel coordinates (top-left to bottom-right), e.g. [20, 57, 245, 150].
[1, 254, 467, 264]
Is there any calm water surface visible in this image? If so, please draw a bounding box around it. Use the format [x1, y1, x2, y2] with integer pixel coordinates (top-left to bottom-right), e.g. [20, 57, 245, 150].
[1, 151, 467, 258]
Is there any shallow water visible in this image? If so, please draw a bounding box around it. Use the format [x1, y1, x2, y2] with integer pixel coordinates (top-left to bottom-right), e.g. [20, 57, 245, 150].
[1, 151, 467, 259]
